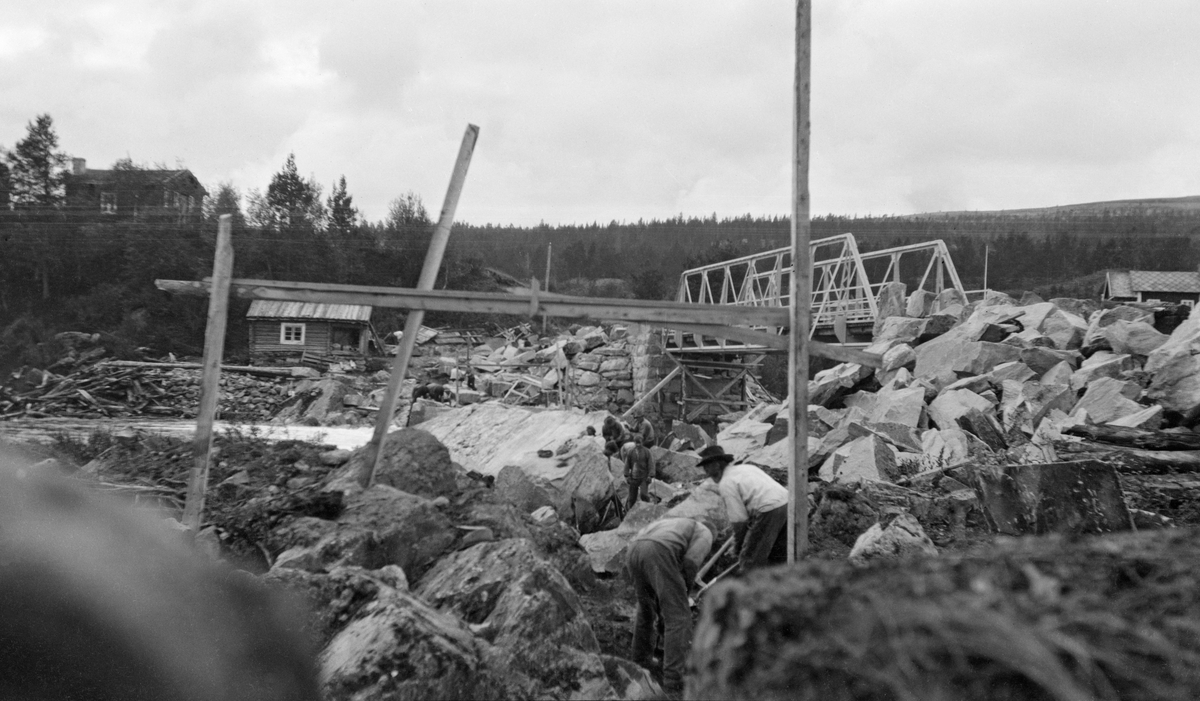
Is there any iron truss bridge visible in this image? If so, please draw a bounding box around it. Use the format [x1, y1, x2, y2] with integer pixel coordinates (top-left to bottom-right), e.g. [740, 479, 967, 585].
[669, 233, 965, 353]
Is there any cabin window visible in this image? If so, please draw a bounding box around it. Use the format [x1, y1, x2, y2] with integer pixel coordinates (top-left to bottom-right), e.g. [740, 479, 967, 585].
[100, 192, 116, 214]
[1184, 299, 1195, 309]
[280, 323, 306, 345]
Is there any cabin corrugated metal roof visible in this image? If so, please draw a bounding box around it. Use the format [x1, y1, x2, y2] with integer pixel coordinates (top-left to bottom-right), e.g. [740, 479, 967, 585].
[1128, 270, 1200, 294]
[246, 301, 371, 322]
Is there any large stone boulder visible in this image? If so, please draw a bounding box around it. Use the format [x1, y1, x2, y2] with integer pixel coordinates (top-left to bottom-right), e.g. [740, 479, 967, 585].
[809, 362, 873, 407]
[875, 317, 927, 344]
[319, 589, 522, 701]
[818, 434, 899, 484]
[1072, 377, 1143, 424]
[927, 389, 993, 431]
[1082, 305, 1155, 352]
[1070, 352, 1135, 391]
[1145, 309, 1200, 419]
[1104, 319, 1168, 356]
[843, 386, 925, 428]
[1043, 314, 1086, 350]
[932, 287, 966, 313]
[951, 341, 1022, 376]
[326, 428, 457, 499]
[716, 416, 774, 462]
[873, 282, 908, 336]
[650, 447, 705, 483]
[274, 486, 457, 576]
[263, 565, 412, 647]
[848, 512, 938, 565]
[419, 404, 615, 515]
[416, 538, 614, 698]
[971, 460, 1133, 535]
[493, 464, 556, 513]
[1019, 346, 1079, 375]
[906, 290, 936, 318]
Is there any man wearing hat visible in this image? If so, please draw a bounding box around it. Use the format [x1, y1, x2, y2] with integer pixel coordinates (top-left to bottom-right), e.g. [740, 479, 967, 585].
[625, 517, 713, 693]
[697, 444, 789, 571]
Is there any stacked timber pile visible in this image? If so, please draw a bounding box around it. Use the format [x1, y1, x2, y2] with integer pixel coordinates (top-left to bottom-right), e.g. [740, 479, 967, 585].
[1, 361, 292, 421]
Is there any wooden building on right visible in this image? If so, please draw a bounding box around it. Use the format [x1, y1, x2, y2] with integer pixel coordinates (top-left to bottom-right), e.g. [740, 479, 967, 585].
[1103, 270, 1200, 308]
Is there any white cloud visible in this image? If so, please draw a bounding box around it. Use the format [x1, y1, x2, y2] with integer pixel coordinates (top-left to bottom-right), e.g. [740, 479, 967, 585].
[2, 0, 1198, 226]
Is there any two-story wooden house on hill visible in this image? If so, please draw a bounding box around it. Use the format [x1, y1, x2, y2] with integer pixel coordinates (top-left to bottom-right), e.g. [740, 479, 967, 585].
[64, 158, 207, 222]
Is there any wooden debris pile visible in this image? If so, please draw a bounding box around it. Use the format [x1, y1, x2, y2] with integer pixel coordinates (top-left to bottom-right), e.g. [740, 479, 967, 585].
[0, 362, 290, 421]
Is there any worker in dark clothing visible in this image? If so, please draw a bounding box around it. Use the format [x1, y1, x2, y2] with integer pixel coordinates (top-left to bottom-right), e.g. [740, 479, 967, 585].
[624, 441, 653, 508]
[626, 517, 713, 693]
[633, 414, 656, 448]
[602, 415, 630, 444]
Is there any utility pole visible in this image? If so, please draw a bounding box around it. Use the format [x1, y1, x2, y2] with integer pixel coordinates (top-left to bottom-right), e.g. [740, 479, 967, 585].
[787, 0, 813, 563]
[542, 242, 552, 335]
[983, 243, 990, 293]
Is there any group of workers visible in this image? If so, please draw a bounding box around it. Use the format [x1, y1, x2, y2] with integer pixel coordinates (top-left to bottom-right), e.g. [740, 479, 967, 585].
[618, 434, 791, 693]
[601, 414, 658, 509]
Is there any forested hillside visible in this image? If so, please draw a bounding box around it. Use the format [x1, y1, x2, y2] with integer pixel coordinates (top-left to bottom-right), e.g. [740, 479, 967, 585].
[1, 113, 1198, 372]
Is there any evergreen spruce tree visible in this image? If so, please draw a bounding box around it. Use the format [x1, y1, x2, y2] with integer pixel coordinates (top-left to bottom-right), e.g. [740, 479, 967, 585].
[7, 114, 67, 210]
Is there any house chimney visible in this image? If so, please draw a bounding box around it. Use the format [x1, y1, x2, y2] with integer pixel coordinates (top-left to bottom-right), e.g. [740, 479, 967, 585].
[72, 158, 86, 175]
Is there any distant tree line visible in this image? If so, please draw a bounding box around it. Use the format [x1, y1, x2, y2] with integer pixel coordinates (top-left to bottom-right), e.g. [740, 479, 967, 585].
[1, 112, 1198, 370]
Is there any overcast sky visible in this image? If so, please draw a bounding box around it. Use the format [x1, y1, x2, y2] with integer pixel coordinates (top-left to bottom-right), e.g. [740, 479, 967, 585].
[3, 1, 1197, 226]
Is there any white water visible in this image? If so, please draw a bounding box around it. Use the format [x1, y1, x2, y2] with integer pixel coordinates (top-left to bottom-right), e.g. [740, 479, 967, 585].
[0, 418, 379, 451]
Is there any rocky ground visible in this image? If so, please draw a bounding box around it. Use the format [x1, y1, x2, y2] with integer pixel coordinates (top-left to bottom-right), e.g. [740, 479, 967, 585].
[12, 288, 1200, 698]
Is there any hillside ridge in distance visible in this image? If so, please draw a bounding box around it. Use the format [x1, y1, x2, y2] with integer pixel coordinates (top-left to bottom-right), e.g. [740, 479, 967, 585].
[904, 195, 1200, 219]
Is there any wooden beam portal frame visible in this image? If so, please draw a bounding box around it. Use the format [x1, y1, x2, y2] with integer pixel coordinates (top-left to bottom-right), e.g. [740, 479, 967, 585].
[156, 278, 884, 368]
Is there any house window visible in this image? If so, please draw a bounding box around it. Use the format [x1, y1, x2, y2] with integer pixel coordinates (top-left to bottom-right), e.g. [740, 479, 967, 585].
[100, 192, 116, 214]
[280, 323, 306, 345]
[1184, 300, 1195, 309]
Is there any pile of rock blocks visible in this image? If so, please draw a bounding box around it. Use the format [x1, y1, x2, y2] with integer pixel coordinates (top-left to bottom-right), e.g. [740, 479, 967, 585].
[713, 284, 1196, 537]
[453, 324, 643, 412]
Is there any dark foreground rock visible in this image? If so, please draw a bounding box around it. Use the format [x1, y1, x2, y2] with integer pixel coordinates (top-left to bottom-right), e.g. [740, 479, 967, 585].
[417, 538, 616, 699]
[326, 428, 458, 498]
[689, 528, 1200, 700]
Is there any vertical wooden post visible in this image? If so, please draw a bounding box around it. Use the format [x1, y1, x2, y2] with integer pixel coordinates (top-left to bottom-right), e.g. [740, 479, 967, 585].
[358, 124, 480, 489]
[787, 0, 813, 563]
[542, 242, 552, 334]
[182, 214, 234, 531]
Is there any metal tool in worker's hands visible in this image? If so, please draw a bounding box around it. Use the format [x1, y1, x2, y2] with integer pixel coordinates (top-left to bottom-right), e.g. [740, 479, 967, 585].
[689, 536, 737, 608]
[689, 562, 739, 608]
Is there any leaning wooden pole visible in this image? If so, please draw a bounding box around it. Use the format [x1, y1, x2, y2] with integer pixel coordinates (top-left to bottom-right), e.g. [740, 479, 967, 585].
[787, 0, 813, 563]
[357, 124, 480, 488]
[182, 214, 234, 531]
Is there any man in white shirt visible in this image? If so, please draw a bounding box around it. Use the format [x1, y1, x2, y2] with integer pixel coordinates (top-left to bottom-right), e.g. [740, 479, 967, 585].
[625, 517, 713, 693]
[697, 444, 789, 572]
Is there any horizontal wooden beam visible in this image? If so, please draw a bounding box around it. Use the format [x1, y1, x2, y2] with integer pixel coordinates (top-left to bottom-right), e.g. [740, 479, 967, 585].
[156, 278, 792, 328]
[155, 277, 881, 367]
